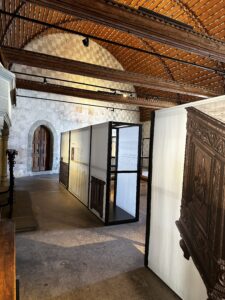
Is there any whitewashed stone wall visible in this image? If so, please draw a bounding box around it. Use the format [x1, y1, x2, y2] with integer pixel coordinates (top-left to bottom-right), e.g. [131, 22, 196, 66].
[12, 33, 136, 95]
[142, 121, 151, 139]
[9, 90, 139, 177]
[9, 32, 140, 177]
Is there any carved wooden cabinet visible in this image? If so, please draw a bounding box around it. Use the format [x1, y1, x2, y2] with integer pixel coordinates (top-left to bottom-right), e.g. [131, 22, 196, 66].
[176, 107, 225, 300]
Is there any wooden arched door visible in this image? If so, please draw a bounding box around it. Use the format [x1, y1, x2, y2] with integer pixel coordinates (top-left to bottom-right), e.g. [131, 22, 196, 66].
[32, 126, 52, 172]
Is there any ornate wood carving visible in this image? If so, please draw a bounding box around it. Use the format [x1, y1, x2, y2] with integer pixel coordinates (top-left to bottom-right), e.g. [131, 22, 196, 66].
[0, 149, 18, 218]
[7, 149, 18, 216]
[176, 107, 225, 300]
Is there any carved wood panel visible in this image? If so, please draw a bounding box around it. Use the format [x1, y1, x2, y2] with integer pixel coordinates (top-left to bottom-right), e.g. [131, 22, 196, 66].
[176, 107, 225, 300]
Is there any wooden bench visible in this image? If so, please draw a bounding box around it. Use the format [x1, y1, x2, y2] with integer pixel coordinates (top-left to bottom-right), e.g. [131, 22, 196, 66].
[0, 221, 16, 300]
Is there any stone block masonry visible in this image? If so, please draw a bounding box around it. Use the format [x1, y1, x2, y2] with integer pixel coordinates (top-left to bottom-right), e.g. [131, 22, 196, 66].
[9, 90, 139, 177]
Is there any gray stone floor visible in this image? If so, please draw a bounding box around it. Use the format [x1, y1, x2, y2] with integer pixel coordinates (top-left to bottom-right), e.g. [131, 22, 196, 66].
[15, 175, 180, 300]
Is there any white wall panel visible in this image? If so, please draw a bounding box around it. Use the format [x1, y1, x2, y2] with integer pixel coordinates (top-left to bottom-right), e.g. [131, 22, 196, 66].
[91, 123, 108, 172]
[147, 96, 225, 300]
[69, 127, 90, 206]
[116, 173, 137, 217]
[89, 123, 109, 221]
[60, 132, 70, 163]
[117, 126, 139, 171]
[0, 66, 15, 124]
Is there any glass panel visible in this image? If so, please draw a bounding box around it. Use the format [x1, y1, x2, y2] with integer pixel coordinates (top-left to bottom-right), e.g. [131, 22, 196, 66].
[117, 126, 139, 171]
[116, 173, 137, 217]
[109, 173, 137, 222]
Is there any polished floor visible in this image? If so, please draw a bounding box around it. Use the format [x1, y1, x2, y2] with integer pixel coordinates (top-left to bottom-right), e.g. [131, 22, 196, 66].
[15, 175, 180, 300]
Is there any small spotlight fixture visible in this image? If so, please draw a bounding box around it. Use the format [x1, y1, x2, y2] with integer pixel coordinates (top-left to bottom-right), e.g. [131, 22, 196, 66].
[123, 93, 128, 98]
[82, 37, 89, 47]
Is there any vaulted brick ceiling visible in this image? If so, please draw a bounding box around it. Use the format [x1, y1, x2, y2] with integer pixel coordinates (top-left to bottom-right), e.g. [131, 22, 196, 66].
[0, 0, 225, 104]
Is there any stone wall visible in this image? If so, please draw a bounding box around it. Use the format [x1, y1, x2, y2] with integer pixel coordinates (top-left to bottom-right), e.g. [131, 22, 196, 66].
[9, 90, 139, 177]
[142, 121, 150, 169]
[12, 33, 136, 95]
[9, 32, 140, 177]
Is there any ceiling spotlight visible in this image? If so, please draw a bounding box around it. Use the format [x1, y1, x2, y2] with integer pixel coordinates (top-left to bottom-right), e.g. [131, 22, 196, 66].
[123, 93, 128, 98]
[82, 37, 89, 47]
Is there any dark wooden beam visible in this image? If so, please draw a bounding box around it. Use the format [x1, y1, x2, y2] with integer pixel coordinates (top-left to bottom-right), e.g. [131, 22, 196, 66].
[140, 107, 153, 122]
[1, 47, 218, 98]
[16, 79, 175, 109]
[26, 0, 225, 63]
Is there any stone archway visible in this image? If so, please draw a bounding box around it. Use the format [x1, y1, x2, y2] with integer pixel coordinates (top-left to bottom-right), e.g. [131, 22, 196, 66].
[27, 120, 58, 174]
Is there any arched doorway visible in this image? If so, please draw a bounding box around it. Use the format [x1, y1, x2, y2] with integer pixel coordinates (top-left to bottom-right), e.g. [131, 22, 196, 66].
[32, 125, 52, 172]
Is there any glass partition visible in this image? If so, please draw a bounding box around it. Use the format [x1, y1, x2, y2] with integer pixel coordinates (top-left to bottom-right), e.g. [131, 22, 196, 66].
[108, 123, 141, 224]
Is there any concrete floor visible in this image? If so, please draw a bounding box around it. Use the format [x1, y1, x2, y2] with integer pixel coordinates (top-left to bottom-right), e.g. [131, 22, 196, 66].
[15, 175, 180, 300]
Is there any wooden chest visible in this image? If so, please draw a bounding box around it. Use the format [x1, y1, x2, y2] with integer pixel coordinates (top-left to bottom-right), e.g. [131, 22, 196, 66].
[176, 107, 225, 300]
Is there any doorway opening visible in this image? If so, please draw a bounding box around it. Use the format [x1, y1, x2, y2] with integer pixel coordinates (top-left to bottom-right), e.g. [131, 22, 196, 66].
[109, 123, 141, 224]
[32, 125, 53, 172]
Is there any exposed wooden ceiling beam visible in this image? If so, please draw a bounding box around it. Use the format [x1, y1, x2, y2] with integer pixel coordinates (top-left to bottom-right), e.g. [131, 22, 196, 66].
[16, 79, 175, 109]
[1, 47, 218, 98]
[140, 107, 153, 122]
[25, 0, 225, 63]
